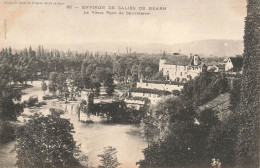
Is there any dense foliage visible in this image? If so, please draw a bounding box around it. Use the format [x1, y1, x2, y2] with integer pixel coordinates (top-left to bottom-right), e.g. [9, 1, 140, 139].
[104, 73, 115, 96]
[181, 72, 230, 107]
[15, 110, 85, 168]
[138, 96, 237, 168]
[235, 1, 260, 167]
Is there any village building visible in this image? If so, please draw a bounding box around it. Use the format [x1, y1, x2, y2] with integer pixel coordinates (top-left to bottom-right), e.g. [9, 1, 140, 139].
[224, 57, 243, 72]
[124, 97, 149, 110]
[159, 54, 207, 82]
[137, 79, 183, 91]
[208, 64, 226, 72]
[128, 87, 171, 105]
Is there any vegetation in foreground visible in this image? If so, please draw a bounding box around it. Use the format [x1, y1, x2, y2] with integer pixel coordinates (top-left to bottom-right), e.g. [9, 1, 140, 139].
[138, 72, 241, 168]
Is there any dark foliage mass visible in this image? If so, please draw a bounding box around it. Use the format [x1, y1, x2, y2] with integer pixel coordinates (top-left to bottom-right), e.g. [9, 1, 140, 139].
[15, 110, 85, 168]
[235, 1, 260, 167]
[138, 95, 238, 168]
[0, 120, 16, 142]
[181, 72, 230, 107]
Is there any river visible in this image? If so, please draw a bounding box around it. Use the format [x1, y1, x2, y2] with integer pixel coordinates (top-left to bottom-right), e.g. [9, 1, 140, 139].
[0, 81, 147, 168]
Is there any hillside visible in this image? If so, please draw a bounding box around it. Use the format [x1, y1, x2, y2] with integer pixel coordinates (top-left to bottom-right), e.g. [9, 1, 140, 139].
[170, 39, 243, 57]
[196, 93, 232, 121]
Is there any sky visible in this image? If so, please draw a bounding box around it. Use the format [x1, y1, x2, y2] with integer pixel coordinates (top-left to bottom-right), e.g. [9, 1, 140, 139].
[0, 0, 247, 51]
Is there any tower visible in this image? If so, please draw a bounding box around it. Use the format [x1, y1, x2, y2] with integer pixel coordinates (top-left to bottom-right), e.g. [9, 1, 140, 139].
[193, 55, 199, 66]
[190, 54, 201, 66]
[159, 59, 166, 72]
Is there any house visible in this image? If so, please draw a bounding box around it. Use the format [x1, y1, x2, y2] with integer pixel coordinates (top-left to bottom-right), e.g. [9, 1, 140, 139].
[124, 97, 149, 110]
[159, 54, 207, 82]
[225, 57, 243, 72]
[208, 64, 225, 72]
[128, 87, 171, 105]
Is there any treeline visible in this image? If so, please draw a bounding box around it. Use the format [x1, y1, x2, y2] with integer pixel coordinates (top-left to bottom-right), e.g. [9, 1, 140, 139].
[0, 46, 162, 85]
[0, 46, 226, 86]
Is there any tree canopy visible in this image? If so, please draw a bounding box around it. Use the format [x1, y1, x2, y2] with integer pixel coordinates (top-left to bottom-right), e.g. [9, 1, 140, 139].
[15, 110, 85, 168]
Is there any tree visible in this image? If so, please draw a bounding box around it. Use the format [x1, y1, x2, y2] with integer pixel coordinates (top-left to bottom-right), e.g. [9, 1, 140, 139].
[153, 70, 164, 81]
[131, 64, 139, 82]
[93, 82, 101, 98]
[104, 73, 115, 96]
[41, 80, 47, 95]
[0, 83, 24, 121]
[56, 73, 67, 95]
[48, 72, 58, 95]
[48, 82, 57, 95]
[64, 88, 70, 103]
[140, 115, 159, 144]
[149, 96, 195, 137]
[98, 146, 120, 168]
[87, 93, 94, 113]
[15, 110, 85, 168]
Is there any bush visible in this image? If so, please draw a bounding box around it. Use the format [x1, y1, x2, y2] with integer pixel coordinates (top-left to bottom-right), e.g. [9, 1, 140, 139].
[24, 96, 38, 107]
[42, 94, 60, 100]
[98, 146, 120, 168]
[34, 101, 47, 107]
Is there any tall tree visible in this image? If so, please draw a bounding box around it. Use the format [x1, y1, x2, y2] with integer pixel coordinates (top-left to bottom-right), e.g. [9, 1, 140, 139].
[104, 73, 115, 96]
[236, 1, 260, 167]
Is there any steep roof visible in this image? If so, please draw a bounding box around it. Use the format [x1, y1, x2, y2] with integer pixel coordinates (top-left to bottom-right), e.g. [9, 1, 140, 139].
[229, 57, 243, 71]
[129, 88, 171, 96]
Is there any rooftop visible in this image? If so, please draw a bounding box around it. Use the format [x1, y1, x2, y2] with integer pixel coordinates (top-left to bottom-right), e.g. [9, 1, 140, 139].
[129, 87, 171, 95]
[229, 57, 243, 71]
[140, 80, 184, 85]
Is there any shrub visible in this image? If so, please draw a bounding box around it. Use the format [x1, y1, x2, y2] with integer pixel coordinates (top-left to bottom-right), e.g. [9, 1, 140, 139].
[98, 146, 120, 168]
[42, 94, 60, 100]
[25, 96, 38, 107]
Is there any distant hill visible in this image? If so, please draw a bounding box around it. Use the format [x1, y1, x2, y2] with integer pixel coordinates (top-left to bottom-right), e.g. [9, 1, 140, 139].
[13, 39, 243, 57]
[169, 40, 243, 57]
[63, 40, 243, 57]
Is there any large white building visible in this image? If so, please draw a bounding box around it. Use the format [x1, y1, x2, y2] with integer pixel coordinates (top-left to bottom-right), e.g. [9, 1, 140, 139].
[159, 55, 207, 82]
[137, 79, 183, 91]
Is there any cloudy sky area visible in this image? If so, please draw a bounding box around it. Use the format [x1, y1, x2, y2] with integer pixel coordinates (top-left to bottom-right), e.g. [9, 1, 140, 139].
[0, 0, 246, 51]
